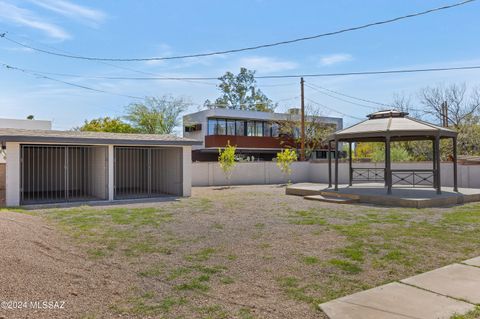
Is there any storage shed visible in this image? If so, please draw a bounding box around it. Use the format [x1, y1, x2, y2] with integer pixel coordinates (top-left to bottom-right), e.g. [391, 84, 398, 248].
[0, 129, 201, 206]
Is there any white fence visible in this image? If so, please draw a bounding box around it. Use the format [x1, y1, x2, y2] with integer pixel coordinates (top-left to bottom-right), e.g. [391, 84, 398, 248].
[192, 161, 480, 189]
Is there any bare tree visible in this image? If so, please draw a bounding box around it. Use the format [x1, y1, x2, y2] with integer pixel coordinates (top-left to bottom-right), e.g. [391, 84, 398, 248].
[391, 92, 423, 119]
[419, 83, 480, 128]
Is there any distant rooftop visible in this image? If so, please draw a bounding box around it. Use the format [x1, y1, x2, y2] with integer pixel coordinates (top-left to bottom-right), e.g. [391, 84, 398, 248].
[0, 118, 52, 130]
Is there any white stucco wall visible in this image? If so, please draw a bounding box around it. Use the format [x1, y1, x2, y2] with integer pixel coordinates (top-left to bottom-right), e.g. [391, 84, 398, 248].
[5, 142, 20, 206]
[192, 161, 480, 189]
[182, 146, 192, 197]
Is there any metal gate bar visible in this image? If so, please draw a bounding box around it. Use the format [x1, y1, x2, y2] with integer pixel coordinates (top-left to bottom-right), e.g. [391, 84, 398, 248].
[114, 146, 181, 200]
[20, 145, 107, 205]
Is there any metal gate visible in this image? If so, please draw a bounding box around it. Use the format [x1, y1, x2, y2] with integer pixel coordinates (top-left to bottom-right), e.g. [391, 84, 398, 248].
[114, 146, 182, 199]
[20, 145, 108, 204]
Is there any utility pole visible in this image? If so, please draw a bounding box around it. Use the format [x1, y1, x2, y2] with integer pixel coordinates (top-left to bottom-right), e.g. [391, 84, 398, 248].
[441, 101, 449, 127]
[444, 102, 448, 127]
[300, 77, 305, 161]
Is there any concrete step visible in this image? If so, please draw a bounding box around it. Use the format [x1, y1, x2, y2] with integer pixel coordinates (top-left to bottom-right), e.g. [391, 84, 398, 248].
[320, 191, 361, 200]
[304, 195, 359, 204]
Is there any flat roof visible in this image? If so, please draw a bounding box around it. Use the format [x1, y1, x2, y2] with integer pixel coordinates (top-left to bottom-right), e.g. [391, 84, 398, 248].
[0, 128, 202, 146]
[183, 108, 343, 124]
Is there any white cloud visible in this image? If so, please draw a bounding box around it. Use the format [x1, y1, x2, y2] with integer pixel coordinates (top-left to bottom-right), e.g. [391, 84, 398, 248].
[237, 56, 298, 73]
[28, 0, 106, 26]
[319, 53, 353, 66]
[0, 1, 70, 40]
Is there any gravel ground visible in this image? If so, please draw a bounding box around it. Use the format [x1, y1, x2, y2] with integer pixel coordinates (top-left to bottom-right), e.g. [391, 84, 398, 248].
[1, 185, 480, 319]
[0, 212, 132, 319]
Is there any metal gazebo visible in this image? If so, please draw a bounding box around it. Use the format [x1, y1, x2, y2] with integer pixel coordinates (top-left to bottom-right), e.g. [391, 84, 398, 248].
[327, 110, 458, 194]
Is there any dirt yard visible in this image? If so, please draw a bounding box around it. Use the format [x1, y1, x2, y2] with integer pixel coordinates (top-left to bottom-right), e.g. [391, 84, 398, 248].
[1, 185, 480, 319]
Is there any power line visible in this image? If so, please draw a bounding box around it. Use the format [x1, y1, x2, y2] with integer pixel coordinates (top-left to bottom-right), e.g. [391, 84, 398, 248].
[306, 82, 425, 113]
[3, 62, 298, 106]
[306, 98, 364, 121]
[307, 82, 391, 108]
[4, 63, 480, 81]
[305, 83, 380, 110]
[1, 0, 474, 62]
[2, 63, 144, 100]
[1, 31, 218, 87]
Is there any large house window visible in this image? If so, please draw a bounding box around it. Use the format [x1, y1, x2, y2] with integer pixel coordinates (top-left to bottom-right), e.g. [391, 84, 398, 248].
[255, 122, 263, 136]
[271, 123, 279, 137]
[226, 120, 236, 135]
[236, 120, 245, 136]
[216, 119, 226, 135]
[207, 118, 284, 137]
[208, 119, 216, 135]
[264, 122, 271, 137]
[247, 121, 256, 136]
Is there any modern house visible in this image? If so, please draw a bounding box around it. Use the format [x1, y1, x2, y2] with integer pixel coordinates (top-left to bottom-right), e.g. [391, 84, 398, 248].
[0, 129, 201, 207]
[183, 108, 343, 161]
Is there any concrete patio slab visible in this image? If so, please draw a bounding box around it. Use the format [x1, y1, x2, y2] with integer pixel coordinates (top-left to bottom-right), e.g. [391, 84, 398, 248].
[401, 263, 480, 304]
[286, 183, 480, 207]
[319, 282, 474, 319]
[463, 256, 480, 267]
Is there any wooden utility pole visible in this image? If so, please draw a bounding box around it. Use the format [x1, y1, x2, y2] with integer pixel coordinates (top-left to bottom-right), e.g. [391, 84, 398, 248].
[300, 77, 305, 161]
[443, 102, 448, 127]
[441, 101, 449, 127]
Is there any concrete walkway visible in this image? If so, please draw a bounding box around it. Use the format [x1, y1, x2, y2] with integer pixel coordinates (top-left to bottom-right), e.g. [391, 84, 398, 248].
[320, 257, 480, 319]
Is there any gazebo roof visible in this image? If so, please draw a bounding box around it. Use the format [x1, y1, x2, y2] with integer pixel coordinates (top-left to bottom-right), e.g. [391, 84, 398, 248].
[330, 110, 457, 142]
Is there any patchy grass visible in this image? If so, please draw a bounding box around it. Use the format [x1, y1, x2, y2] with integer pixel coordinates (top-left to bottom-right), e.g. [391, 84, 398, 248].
[288, 209, 328, 225]
[302, 256, 320, 265]
[185, 247, 217, 262]
[32, 186, 480, 319]
[450, 306, 480, 319]
[328, 259, 362, 274]
[238, 307, 256, 319]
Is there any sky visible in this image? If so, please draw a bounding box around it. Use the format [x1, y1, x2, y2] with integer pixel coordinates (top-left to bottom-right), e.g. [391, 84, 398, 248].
[0, 0, 479, 131]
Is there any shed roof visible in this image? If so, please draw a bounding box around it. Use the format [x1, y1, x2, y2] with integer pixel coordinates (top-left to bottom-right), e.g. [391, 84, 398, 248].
[0, 128, 202, 146]
[330, 110, 457, 142]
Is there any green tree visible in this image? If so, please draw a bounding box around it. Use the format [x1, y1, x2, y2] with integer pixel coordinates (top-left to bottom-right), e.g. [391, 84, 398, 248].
[276, 148, 298, 184]
[125, 96, 187, 134]
[371, 144, 412, 162]
[218, 142, 237, 186]
[205, 68, 275, 112]
[457, 114, 480, 155]
[77, 117, 137, 133]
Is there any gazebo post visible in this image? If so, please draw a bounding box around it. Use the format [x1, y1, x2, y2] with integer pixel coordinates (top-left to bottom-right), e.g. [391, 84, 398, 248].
[385, 136, 392, 194]
[384, 140, 388, 187]
[328, 140, 332, 188]
[453, 136, 458, 192]
[435, 135, 442, 194]
[334, 139, 339, 191]
[348, 142, 353, 186]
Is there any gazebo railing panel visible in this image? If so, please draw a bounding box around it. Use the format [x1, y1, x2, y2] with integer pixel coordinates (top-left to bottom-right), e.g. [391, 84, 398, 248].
[391, 169, 435, 187]
[351, 168, 385, 182]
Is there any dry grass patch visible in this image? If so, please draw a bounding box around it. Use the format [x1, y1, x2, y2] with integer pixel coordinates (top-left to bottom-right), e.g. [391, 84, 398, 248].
[31, 185, 480, 319]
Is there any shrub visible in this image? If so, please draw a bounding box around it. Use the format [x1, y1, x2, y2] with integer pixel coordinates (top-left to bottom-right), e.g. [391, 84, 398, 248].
[218, 141, 237, 186]
[276, 148, 297, 184]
